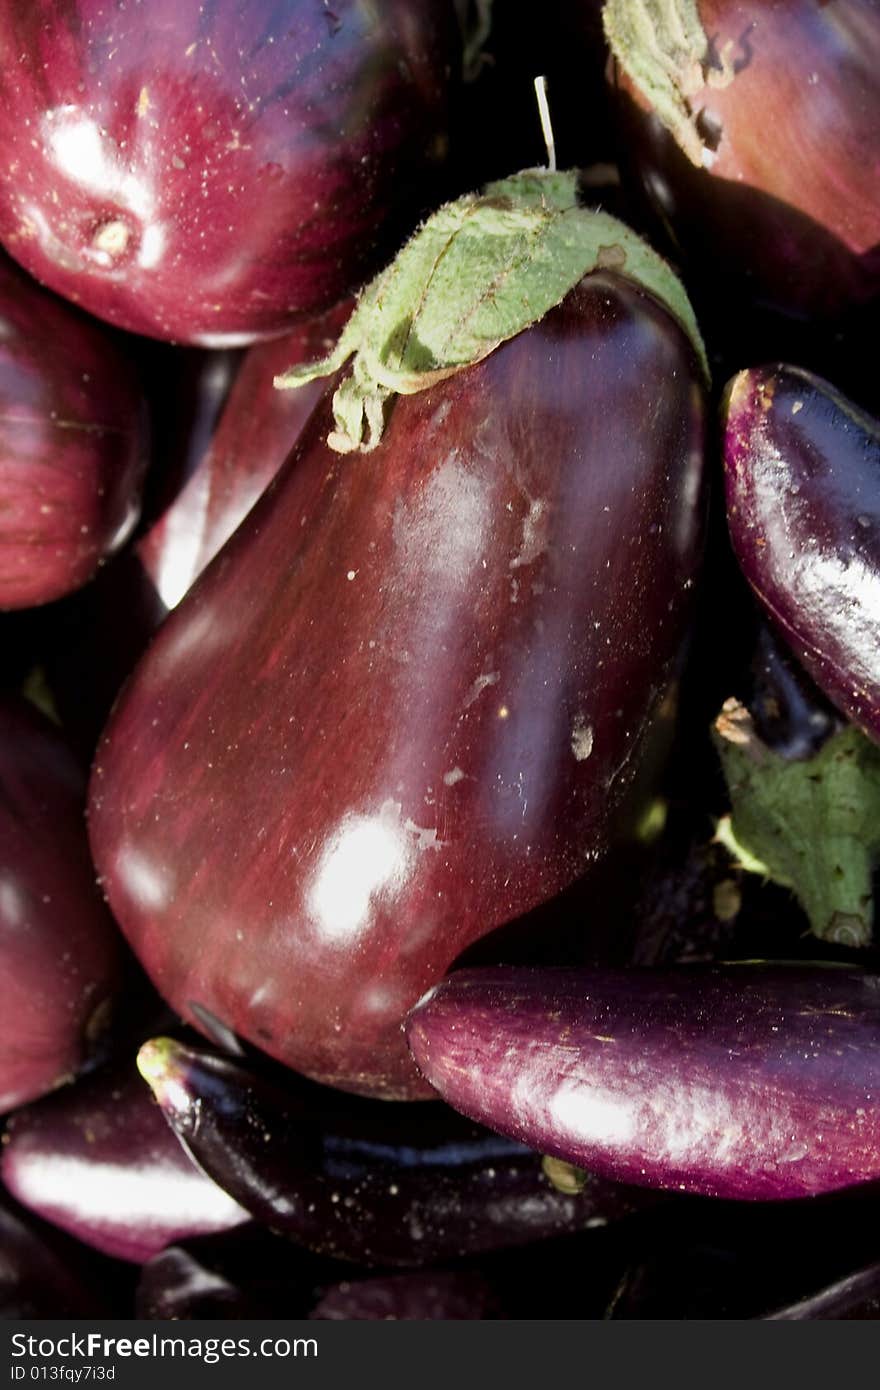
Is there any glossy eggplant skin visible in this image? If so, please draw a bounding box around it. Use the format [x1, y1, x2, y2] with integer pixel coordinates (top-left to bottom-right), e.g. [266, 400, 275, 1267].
[0, 1194, 115, 1318]
[0, 696, 121, 1113]
[135, 1224, 347, 1319]
[48, 308, 346, 756]
[140, 1038, 646, 1268]
[89, 272, 707, 1099]
[723, 364, 880, 743]
[136, 304, 350, 608]
[1, 1061, 249, 1264]
[611, 0, 880, 322]
[0, 1, 452, 345]
[0, 256, 148, 610]
[405, 964, 880, 1201]
[765, 1263, 880, 1320]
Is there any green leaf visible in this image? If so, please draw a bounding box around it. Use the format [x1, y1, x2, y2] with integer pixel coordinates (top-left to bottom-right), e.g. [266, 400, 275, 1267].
[713, 698, 880, 947]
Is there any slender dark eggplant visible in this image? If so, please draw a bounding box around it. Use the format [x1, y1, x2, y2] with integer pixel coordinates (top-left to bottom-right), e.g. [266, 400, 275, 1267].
[137, 1037, 647, 1268]
[0, 1, 453, 344]
[0, 696, 121, 1113]
[89, 169, 707, 1098]
[604, 0, 880, 322]
[310, 1270, 501, 1320]
[0, 255, 148, 610]
[765, 1264, 880, 1321]
[1, 1061, 249, 1263]
[405, 963, 880, 1200]
[723, 363, 880, 745]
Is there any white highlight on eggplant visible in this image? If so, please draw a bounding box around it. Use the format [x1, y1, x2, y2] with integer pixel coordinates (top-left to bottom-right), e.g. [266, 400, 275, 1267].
[547, 1083, 635, 1148]
[117, 845, 173, 912]
[307, 811, 411, 944]
[9, 1151, 247, 1229]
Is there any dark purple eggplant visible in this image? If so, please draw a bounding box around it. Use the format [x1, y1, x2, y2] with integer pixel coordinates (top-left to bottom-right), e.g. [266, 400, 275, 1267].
[46, 306, 347, 755]
[765, 1263, 880, 1320]
[135, 1224, 340, 1319]
[0, 255, 148, 610]
[1, 1060, 248, 1263]
[0, 1192, 117, 1318]
[310, 1270, 501, 1320]
[89, 213, 707, 1098]
[723, 363, 880, 745]
[0, 1, 453, 344]
[605, 0, 880, 323]
[135, 303, 351, 607]
[137, 1037, 647, 1268]
[0, 696, 121, 1113]
[405, 963, 880, 1201]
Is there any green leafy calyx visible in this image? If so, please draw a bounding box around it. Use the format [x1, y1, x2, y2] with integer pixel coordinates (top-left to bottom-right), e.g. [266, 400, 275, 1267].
[275, 167, 707, 453]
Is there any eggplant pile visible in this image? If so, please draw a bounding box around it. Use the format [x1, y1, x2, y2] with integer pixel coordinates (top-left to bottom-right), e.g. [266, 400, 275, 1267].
[1, 0, 879, 1322]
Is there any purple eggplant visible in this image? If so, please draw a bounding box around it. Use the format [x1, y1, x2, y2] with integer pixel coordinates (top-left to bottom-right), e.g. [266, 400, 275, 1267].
[1, 1060, 249, 1264]
[310, 1270, 501, 1320]
[765, 1263, 880, 1320]
[0, 696, 121, 1113]
[47, 306, 347, 755]
[135, 303, 351, 607]
[0, 255, 148, 610]
[605, 0, 880, 322]
[0, 1, 453, 344]
[0, 1192, 118, 1318]
[89, 248, 707, 1098]
[723, 363, 880, 744]
[405, 963, 880, 1201]
[137, 1037, 646, 1268]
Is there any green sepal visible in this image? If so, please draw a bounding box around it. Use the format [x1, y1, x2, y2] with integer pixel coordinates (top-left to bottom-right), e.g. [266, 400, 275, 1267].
[713, 699, 880, 947]
[275, 167, 708, 453]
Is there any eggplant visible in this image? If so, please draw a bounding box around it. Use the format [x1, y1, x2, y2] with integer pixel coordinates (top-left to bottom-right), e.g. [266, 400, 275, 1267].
[765, 1263, 880, 1321]
[1, 1060, 249, 1263]
[723, 363, 880, 745]
[604, 0, 880, 322]
[0, 255, 148, 610]
[135, 1224, 349, 1319]
[47, 306, 346, 754]
[310, 1270, 501, 1320]
[0, 0, 453, 344]
[405, 963, 880, 1200]
[137, 1036, 646, 1268]
[89, 168, 707, 1098]
[0, 1194, 118, 1318]
[0, 696, 121, 1113]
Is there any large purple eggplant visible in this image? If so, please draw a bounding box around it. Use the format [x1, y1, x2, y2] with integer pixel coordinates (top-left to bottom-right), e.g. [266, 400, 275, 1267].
[0, 255, 148, 610]
[89, 169, 707, 1098]
[405, 963, 880, 1200]
[137, 1036, 647, 1268]
[0, 696, 121, 1113]
[723, 363, 880, 745]
[1, 1060, 249, 1263]
[0, 1, 453, 344]
[604, 0, 880, 322]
